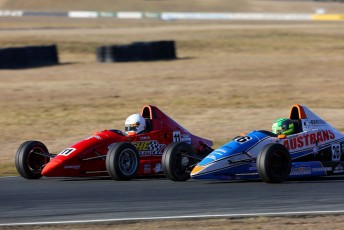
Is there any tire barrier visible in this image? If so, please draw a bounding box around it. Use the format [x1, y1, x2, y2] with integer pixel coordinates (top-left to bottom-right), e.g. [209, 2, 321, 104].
[0, 45, 59, 69]
[96, 41, 176, 63]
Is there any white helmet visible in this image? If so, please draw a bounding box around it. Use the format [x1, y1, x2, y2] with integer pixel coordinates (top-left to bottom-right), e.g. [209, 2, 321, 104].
[124, 114, 146, 134]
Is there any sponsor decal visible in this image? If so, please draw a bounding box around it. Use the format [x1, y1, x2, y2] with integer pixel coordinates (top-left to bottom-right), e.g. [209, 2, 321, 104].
[205, 154, 217, 161]
[58, 148, 76, 156]
[309, 119, 326, 126]
[144, 164, 151, 173]
[205, 149, 226, 161]
[139, 136, 150, 140]
[215, 149, 227, 154]
[64, 165, 80, 169]
[283, 130, 335, 150]
[181, 135, 192, 144]
[173, 131, 192, 144]
[334, 164, 344, 173]
[154, 163, 162, 173]
[133, 140, 166, 156]
[312, 167, 332, 172]
[290, 167, 312, 176]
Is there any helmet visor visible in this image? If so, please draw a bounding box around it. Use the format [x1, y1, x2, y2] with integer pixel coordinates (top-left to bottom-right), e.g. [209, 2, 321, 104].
[272, 119, 294, 135]
[272, 123, 282, 134]
[125, 122, 140, 132]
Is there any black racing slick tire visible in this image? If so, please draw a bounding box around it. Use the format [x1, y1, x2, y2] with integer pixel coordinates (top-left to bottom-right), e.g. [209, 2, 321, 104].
[162, 142, 196, 182]
[256, 143, 291, 183]
[106, 142, 140, 181]
[15, 141, 50, 179]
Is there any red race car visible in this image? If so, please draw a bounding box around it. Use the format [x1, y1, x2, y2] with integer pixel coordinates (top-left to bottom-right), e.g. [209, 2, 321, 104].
[15, 105, 213, 180]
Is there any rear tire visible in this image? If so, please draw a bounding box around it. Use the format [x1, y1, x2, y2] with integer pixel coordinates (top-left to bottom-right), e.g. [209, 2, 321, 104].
[106, 142, 140, 181]
[162, 142, 196, 181]
[15, 141, 50, 179]
[256, 143, 291, 183]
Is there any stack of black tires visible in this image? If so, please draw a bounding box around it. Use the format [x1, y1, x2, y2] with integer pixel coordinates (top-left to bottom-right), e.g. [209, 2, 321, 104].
[97, 40, 176, 62]
[0, 45, 59, 69]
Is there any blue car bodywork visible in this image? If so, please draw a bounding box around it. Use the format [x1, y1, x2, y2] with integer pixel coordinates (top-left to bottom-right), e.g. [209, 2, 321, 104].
[191, 105, 344, 183]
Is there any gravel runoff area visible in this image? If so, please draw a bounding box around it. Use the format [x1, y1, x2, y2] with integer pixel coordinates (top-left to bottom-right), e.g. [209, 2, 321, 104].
[2, 214, 344, 229]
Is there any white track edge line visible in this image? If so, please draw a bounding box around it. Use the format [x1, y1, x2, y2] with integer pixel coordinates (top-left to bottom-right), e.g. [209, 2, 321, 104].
[1, 210, 344, 226]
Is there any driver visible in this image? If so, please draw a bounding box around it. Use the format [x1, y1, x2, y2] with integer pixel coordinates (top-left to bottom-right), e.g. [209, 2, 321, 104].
[272, 118, 295, 135]
[124, 114, 146, 135]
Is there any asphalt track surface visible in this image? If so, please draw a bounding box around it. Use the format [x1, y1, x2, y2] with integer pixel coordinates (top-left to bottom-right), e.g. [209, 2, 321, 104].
[1, 176, 344, 226]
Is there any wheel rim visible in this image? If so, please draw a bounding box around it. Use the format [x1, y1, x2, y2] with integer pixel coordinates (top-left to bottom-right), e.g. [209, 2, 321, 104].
[27, 147, 48, 174]
[119, 148, 138, 176]
[181, 156, 189, 167]
[175, 148, 192, 175]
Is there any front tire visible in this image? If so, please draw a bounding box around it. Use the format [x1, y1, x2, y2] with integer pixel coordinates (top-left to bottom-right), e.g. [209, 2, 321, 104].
[162, 142, 196, 181]
[15, 141, 50, 179]
[106, 142, 140, 181]
[256, 143, 291, 183]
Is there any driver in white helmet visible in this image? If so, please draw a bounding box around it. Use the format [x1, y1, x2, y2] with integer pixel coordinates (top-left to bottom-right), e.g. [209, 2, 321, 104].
[124, 114, 146, 135]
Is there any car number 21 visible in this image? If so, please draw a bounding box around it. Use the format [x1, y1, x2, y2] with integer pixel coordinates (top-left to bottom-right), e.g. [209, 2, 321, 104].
[235, 136, 252, 144]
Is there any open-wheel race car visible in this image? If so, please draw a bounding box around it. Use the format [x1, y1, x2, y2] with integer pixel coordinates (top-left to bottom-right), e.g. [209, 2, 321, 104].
[15, 105, 213, 180]
[163, 104, 344, 183]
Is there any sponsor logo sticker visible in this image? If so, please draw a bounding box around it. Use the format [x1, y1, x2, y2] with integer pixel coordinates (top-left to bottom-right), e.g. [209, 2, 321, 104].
[290, 167, 312, 176]
[133, 140, 166, 156]
[309, 119, 326, 126]
[283, 130, 335, 150]
[139, 136, 150, 141]
[64, 165, 80, 169]
[334, 164, 344, 173]
[154, 163, 162, 173]
[144, 164, 151, 173]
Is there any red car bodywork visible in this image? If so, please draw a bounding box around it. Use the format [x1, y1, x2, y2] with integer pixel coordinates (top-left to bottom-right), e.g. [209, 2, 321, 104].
[41, 105, 213, 177]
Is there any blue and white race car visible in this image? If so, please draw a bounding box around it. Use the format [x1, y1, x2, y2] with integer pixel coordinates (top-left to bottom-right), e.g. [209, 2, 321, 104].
[162, 105, 344, 183]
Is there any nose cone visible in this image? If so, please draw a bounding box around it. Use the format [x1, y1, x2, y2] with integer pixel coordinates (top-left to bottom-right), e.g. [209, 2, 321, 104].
[41, 159, 62, 177]
[190, 165, 205, 178]
[191, 164, 219, 180]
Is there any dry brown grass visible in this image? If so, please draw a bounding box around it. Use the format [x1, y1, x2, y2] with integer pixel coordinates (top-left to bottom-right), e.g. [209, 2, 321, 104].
[3, 215, 344, 229]
[0, 19, 344, 167]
